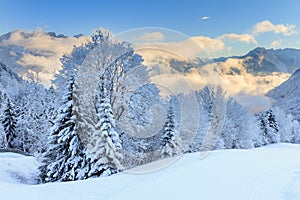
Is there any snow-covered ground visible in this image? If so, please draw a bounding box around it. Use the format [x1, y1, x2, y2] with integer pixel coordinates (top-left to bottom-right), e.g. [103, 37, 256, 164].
[1, 143, 300, 200]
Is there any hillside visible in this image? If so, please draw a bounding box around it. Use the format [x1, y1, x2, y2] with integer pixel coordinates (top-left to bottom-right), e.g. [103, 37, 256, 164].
[267, 68, 300, 121]
[1, 143, 300, 200]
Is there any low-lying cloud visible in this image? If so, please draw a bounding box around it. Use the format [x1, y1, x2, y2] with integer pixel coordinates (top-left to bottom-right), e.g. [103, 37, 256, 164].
[135, 36, 224, 62]
[0, 28, 89, 85]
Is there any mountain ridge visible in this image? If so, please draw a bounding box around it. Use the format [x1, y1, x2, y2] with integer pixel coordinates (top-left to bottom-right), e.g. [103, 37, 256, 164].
[0, 30, 299, 100]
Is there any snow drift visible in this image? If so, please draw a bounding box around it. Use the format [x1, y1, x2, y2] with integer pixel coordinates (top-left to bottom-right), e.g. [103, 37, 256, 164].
[1, 143, 300, 200]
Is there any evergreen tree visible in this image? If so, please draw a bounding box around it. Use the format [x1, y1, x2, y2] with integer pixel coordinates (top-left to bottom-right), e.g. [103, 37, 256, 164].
[257, 108, 279, 145]
[161, 98, 182, 158]
[87, 84, 123, 177]
[0, 90, 5, 148]
[16, 83, 56, 154]
[2, 95, 18, 149]
[39, 78, 86, 182]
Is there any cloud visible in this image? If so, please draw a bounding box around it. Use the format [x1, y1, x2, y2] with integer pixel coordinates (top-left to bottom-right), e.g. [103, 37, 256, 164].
[201, 16, 210, 21]
[139, 32, 165, 42]
[190, 36, 224, 53]
[1, 29, 88, 53]
[270, 40, 281, 48]
[253, 20, 296, 36]
[0, 29, 89, 85]
[219, 33, 257, 44]
[135, 36, 224, 61]
[234, 94, 273, 113]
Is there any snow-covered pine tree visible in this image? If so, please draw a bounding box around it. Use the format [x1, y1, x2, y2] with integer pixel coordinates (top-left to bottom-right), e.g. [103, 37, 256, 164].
[257, 108, 279, 145]
[160, 98, 182, 158]
[39, 78, 86, 182]
[0, 90, 5, 148]
[87, 83, 123, 177]
[2, 94, 18, 149]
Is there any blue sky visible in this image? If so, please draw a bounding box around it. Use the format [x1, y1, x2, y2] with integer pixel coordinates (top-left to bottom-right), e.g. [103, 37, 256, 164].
[1, 0, 300, 57]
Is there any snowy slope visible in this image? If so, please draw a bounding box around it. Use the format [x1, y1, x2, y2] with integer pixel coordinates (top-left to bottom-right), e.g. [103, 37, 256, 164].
[1, 143, 300, 200]
[0, 153, 38, 184]
[0, 62, 28, 97]
[240, 47, 300, 74]
[267, 68, 300, 121]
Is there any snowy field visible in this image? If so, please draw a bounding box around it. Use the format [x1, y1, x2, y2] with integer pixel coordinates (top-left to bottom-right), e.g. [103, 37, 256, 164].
[1, 143, 300, 200]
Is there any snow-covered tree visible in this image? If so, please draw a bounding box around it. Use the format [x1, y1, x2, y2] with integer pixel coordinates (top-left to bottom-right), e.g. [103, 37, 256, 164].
[39, 78, 86, 182]
[257, 108, 279, 145]
[195, 85, 226, 151]
[161, 98, 182, 158]
[0, 90, 5, 148]
[291, 120, 300, 144]
[53, 28, 148, 147]
[271, 106, 300, 143]
[272, 107, 294, 143]
[2, 94, 19, 149]
[221, 98, 255, 149]
[15, 82, 56, 154]
[53, 45, 89, 97]
[87, 84, 123, 177]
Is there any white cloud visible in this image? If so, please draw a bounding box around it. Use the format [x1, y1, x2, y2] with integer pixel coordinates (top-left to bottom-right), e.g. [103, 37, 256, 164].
[139, 32, 165, 42]
[219, 33, 257, 44]
[200, 58, 290, 96]
[270, 40, 281, 48]
[253, 20, 296, 36]
[1, 29, 88, 53]
[190, 36, 224, 53]
[135, 36, 224, 61]
[0, 29, 89, 85]
[234, 94, 273, 113]
[201, 16, 210, 21]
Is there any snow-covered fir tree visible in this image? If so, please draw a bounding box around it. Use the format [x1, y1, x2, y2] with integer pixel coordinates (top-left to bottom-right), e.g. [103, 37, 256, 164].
[2, 94, 19, 149]
[257, 108, 279, 145]
[0, 90, 5, 148]
[160, 98, 182, 158]
[87, 83, 123, 177]
[39, 78, 86, 182]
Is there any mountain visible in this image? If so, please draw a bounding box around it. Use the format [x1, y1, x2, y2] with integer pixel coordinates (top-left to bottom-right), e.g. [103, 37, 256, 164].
[0, 29, 88, 86]
[0, 62, 27, 97]
[0, 29, 299, 100]
[239, 47, 300, 74]
[267, 68, 300, 121]
[211, 47, 300, 74]
[149, 47, 300, 99]
[199, 47, 300, 96]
